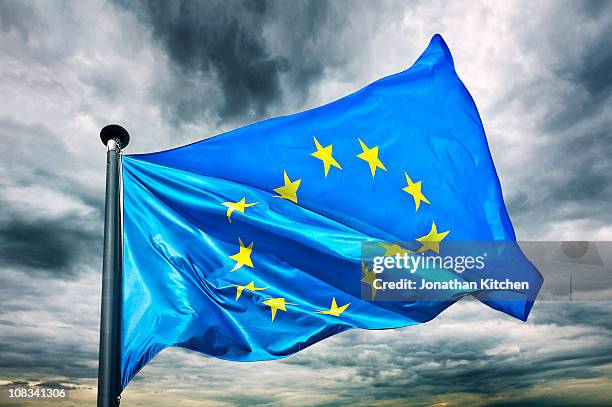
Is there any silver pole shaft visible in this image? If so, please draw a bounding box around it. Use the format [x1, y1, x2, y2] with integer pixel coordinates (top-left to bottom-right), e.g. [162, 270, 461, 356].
[97, 138, 123, 407]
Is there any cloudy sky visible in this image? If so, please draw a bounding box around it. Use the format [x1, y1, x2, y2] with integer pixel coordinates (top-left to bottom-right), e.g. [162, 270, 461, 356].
[1, 0, 611, 406]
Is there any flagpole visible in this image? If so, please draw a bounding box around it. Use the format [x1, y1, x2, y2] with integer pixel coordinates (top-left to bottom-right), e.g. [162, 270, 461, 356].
[98, 125, 129, 407]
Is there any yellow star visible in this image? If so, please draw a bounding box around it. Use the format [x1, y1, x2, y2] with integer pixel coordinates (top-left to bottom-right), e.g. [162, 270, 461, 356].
[402, 172, 430, 211]
[316, 297, 350, 317]
[263, 297, 294, 321]
[416, 221, 450, 254]
[311, 136, 341, 177]
[360, 261, 378, 300]
[232, 281, 267, 300]
[229, 238, 254, 272]
[357, 138, 386, 177]
[273, 170, 301, 203]
[222, 197, 258, 223]
[378, 242, 412, 256]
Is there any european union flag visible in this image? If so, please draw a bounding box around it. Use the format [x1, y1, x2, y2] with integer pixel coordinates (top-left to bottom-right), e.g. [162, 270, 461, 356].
[121, 35, 542, 388]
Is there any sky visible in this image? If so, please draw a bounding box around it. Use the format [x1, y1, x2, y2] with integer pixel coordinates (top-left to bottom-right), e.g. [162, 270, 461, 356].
[0, 0, 611, 406]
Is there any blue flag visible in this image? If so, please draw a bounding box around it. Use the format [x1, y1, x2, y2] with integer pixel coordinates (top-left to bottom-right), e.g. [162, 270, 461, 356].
[121, 34, 542, 388]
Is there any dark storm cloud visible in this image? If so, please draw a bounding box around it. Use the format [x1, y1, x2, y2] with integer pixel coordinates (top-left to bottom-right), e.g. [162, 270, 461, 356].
[276, 303, 612, 402]
[532, 301, 612, 330]
[509, 124, 612, 233]
[557, 1, 612, 105]
[35, 381, 81, 389]
[112, 0, 346, 126]
[120, 303, 612, 406]
[0, 339, 98, 380]
[503, 0, 612, 236]
[0, 217, 99, 276]
[543, 30, 612, 133]
[0, 118, 103, 278]
[0, 271, 101, 383]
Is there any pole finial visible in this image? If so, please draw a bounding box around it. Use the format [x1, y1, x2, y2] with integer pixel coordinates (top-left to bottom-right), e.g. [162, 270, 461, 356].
[100, 124, 130, 149]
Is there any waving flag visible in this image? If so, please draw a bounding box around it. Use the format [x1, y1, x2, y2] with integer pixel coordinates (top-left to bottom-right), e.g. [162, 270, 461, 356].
[120, 34, 542, 387]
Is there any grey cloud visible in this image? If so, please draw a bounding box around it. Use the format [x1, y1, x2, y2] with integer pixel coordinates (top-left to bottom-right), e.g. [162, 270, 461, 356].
[285, 304, 612, 400]
[0, 379, 88, 389]
[0, 381, 30, 387]
[0, 350, 97, 382]
[79, 68, 127, 105]
[0, 1, 81, 67]
[35, 381, 81, 390]
[115, 302, 612, 406]
[0, 118, 103, 278]
[0, 321, 98, 381]
[0, 118, 102, 202]
[0, 269, 101, 384]
[0, 1, 611, 406]
[112, 0, 350, 127]
[0, 0, 37, 41]
[113, 0, 288, 124]
[500, 1, 612, 237]
[0, 217, 100, 277]
[532, 301, 612, 330]
[488, 399, 609, 407]
[557, 1, 612, 104]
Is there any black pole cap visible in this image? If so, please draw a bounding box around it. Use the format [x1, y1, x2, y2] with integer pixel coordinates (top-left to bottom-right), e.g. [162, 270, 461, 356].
[100, 124, 130, 148]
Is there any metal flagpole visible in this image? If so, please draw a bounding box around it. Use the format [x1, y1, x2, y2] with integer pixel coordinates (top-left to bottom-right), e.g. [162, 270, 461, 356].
[98, 125, 129, 407]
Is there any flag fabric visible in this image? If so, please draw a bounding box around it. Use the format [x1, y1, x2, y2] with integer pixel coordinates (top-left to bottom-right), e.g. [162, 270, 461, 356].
[120, 34, 543, 388]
